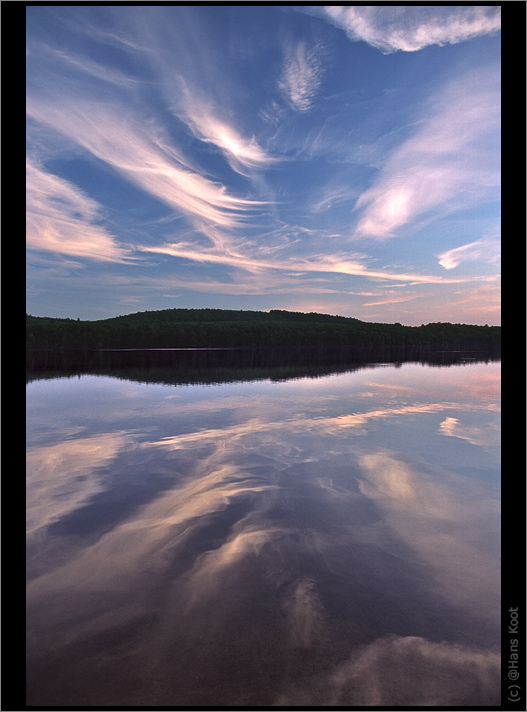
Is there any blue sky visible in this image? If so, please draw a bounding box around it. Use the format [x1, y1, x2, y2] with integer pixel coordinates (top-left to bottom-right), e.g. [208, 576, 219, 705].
[26, 6, 501, 325]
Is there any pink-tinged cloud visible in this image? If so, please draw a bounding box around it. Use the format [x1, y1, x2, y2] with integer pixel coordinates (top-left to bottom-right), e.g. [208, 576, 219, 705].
[26, 159, 129, 262]
[353, 67, 500, 239]
[26, 99, 268, 236]
[362, 293, 419, 307]
[438, 239, 500, 270]
[140, 240, 500, 290]
[178, 96, 278, 176]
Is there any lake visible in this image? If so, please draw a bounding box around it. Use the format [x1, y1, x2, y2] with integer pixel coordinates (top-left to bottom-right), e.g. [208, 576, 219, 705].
[26, 354, 501, 707]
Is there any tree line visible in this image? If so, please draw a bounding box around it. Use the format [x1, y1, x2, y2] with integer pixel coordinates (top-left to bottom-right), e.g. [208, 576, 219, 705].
[26, 308, 501, 351]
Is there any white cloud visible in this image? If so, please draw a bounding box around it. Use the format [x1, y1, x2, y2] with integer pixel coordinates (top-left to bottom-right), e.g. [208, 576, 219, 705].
[26, 98, 267, 238]
[310, 185, 359, 214]
[353, 67, 500, 238]
[279, 40, 325, 111]
[317, 6, 501, 54]
[182, 107, 276, 176]
[438, 239, 501, 270]
[40, 45, 142, 89]
[141, 238, 501, 288]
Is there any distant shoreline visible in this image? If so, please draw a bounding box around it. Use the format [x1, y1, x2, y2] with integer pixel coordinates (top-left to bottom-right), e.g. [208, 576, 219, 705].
[26, 308, 500, 352]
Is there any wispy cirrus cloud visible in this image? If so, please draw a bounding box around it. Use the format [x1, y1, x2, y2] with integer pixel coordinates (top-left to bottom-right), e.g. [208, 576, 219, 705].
[26, 158, 129, 262]
[139, 239, 494, 286]
[310, 185, 359, 214]
[26, 98, 268, 241]
[103, 9, 279, 179]
[25, 6, 502, 323]
[437, 238, 500, 270]
[353, 66, 500, 239]
[279, 40, 325, 112]
[29, 43, 142, 90]
[315, 6, 501, 54]
[178, 97, 277, 176]
[361, 292, 419, 308]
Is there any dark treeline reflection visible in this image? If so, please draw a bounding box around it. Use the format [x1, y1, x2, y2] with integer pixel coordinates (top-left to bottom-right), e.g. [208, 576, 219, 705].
[26, 345, 500, 386]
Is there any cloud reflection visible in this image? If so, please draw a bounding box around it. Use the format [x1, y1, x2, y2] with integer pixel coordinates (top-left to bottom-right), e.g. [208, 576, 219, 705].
[283, 578, 325, 648]
[26, 365, 500, 706]
[358, 451, 499, 617]
[439, 415, 500, 449]
[26, 432, 130, 535]
[277, 634, 500, 706]
[142, 400, 482, 453]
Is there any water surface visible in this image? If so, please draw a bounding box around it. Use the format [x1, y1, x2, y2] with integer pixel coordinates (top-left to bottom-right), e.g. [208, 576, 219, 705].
[26, 359, 501, 706]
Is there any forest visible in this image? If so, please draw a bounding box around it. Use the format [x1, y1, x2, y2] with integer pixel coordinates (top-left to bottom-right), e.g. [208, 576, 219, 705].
[26, 308, 501, 352]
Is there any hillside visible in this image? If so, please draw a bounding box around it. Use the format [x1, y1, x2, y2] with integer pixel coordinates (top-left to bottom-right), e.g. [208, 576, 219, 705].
[26, 308, 500, 351]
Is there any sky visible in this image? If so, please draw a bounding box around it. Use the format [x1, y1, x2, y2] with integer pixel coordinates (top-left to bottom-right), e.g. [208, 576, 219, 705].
[26, 5, 501, 325]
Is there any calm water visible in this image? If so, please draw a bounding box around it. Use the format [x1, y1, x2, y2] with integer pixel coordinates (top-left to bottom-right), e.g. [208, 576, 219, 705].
[26, 359, 501, 707]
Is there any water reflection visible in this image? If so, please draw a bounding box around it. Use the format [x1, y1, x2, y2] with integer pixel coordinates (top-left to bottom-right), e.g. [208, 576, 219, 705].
[26, 360, 501, 707]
